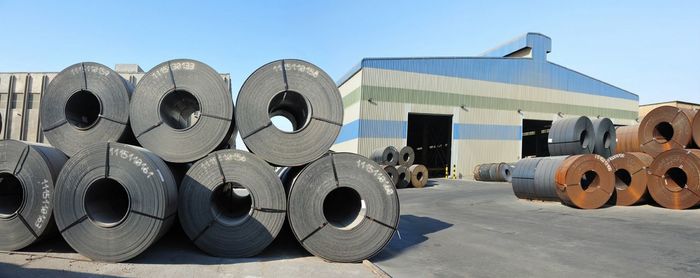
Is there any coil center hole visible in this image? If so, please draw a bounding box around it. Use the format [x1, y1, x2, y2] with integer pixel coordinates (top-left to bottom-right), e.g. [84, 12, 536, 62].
[416, 171, 424, 181]
[603, 131, 611, 149]
[399, 172, 406, 180]
[664, 167, 688, 191]
[268, 91, 310, 133]
[653, 122, 674, 143]
[614, 169, 632, 190]
[65, 90, 101, 130]
[85, 178, 130, 228]
[0, 173, 23, 218]
[386, 153, 394, 162]
[323, 187, 365, 229]
[160, 90, 201, 130]
[580, 171, 599, 191]
[386, 171, 394, 179]
[403, 153, 410, 162]
[579, 130, 590, 149]
[211, 182, 252, 224]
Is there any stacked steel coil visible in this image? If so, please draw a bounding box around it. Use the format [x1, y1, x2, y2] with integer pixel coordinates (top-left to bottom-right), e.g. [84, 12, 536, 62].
[511, 106, 700, 210]
[0, 59, 399, 264]
[371, 145, 428, 188]
[510, 115, 619, 209]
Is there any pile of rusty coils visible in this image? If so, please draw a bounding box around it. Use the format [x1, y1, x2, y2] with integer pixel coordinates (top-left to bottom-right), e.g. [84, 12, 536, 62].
[511, 108, 700, 210]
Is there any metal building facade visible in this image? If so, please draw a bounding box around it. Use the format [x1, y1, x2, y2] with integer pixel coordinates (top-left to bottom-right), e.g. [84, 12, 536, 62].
[0, 65, 231, 143]
[332, 33, 639, 179]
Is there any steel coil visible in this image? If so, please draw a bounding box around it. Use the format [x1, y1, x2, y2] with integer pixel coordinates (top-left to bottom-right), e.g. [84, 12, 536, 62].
[382, 165, 400, 186]
[179, 150, 286, 257]
[500, 163, 514, 182]
[693, 111, 700, 148]
[236, 60, 343, 166]
[287, 153, 399, 262]
[548, 116, 594, 156]
[398, 146, 415, 166]
[487, 164, 499, 181]
[408, 164, 428, 188]
[647, 149, 700, 210]
[0, 140, 67, 251]
[533, 156, 568, 201]
[511, 158, 545, 200]
[591, 118, 616, 158]
[607, 152, 653, 206]
[638, 106, 694, 157]
[130, 59, 235, 163]
[370, 147, 399, 166]
[478, 164, 492, 181]
[614, 125, 641, 154]
[555, 154, 614, 209]
[54, 143, 177, 262]
[394, 165, 410, 189]
[472, 165, 481, 181]
[40, 62, 134, 156]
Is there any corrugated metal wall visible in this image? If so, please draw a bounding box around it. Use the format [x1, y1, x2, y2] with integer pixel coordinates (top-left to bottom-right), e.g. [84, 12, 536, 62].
[333, 56, 639, 179]
[0, 70, 231, 143]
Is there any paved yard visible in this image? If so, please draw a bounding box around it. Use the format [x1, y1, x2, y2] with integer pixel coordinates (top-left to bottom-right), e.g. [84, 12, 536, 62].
[373, 179, 700, 277]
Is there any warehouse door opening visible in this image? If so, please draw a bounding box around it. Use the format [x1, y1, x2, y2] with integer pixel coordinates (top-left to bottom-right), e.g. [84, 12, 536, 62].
[407, 113, 452, 177]
[522, 119, 551, 158]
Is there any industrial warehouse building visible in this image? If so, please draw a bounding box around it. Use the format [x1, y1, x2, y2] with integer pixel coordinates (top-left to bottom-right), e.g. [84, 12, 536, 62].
[331, 33, 639, 178]
[0, 65, 231, 143]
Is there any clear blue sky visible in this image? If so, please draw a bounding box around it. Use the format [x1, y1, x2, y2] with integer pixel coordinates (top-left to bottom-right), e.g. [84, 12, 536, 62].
[1, 0, 698, 105]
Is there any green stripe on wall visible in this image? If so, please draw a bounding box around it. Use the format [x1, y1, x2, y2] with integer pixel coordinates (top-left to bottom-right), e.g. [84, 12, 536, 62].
[342, 87, 361, 109]
[343, 85, 637, 120]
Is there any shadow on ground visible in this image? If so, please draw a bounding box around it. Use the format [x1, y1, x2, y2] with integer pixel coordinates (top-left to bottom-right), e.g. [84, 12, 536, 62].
[372, 214, 452, 262]
[14, 222, 311, 265]
[0, 262, 121, 278]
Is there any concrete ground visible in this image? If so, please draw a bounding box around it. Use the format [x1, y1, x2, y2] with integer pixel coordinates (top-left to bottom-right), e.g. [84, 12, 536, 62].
[1, 179, 699, 277]
[372, 179, 700, 277]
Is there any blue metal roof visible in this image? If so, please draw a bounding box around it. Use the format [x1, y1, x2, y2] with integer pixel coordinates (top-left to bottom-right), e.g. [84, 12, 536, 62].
[336, 33, 638, 101]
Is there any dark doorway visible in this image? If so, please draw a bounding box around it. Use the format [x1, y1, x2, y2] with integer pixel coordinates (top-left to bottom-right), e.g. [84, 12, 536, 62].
[407, 113, 452, 177]
[522, 119, 551, 158]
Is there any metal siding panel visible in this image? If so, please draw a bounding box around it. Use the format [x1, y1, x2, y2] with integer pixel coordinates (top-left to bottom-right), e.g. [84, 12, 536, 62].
[361, 57, 637, 101]
[360, 85, 637, 120]
[361, 68, 637, 114]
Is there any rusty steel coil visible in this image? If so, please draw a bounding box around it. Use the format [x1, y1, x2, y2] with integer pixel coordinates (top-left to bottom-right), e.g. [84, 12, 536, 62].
[408, 164, 428, 188]
[607, 152, 653, 206]
[614, 125, 641, 154]
[473, 165, 481, 181]
[647, 149, 700, 210]
[638, 106, 695, 157]
[554, 154, 614, 209]
[694, 111, 700, 148]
